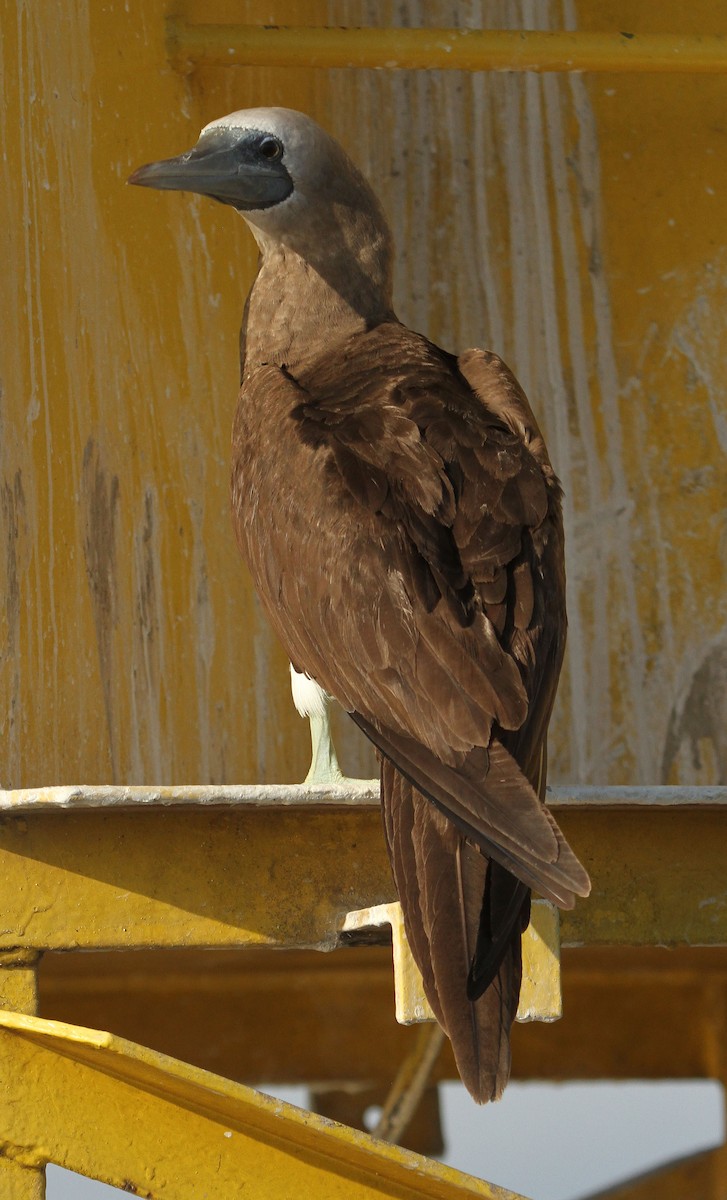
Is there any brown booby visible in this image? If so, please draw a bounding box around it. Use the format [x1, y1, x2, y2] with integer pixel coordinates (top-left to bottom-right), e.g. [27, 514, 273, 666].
[130, 107, 591, 1103]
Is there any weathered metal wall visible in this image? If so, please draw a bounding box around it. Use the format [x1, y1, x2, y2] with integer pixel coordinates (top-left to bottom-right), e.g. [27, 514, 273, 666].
[325, 0, 727, 787]
[0, 0, 361, 787]
[2, 0, 725, 788]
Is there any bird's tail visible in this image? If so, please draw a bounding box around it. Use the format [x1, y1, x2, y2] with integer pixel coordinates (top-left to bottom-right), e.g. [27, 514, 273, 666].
[381, 759, 528, 1103]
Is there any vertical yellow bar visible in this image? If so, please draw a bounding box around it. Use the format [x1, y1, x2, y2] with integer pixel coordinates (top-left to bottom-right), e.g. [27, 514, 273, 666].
[0, 1161, 45, 1200]
[0, 950, 39, 1015]
[0, 952, 44, 1198]
[517, 901, 562, 1022]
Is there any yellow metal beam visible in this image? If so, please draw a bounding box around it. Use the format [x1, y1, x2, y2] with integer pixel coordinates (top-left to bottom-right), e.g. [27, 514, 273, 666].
[0, 1009, 527, 1199]
[0, 957, 45, 1196]
[516, 900, 562, 1022]
[0, 805, 393, 952]
[2, 782, 725, 813]
[1, 791, 725, 953]
[517, 946, 727, 1086]
[37, 945, 727, 1086]
[167, 22, 727, 74]
[345, 901, 437, 1024]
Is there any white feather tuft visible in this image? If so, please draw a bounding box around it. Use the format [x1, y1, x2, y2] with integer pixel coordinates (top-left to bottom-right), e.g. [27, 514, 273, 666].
[289, 664, 330, 719]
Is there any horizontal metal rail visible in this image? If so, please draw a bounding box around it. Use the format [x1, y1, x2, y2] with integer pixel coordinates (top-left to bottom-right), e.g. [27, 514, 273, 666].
[167, 22, 727, 74]
[1, 788, 725, 949]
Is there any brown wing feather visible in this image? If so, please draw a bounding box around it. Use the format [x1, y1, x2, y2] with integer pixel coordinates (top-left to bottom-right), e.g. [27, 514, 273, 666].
[356, 713, 586, 908]
[458, 347, 569, 786]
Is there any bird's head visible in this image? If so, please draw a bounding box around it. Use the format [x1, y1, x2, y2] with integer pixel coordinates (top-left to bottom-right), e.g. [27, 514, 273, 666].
[129, 108, 299, 216]
[128, 108, 392, 288]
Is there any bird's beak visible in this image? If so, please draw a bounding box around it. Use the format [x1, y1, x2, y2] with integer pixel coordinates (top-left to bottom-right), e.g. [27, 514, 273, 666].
[128, 129, 292, 211]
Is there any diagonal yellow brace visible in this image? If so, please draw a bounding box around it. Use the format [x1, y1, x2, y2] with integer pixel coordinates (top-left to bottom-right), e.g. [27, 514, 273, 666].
[0, 1009, 528, 1200]
[344, 900, 561, 1025]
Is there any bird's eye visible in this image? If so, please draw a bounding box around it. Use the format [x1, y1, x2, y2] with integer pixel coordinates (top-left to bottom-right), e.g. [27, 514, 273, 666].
[259, 136, 283, 161]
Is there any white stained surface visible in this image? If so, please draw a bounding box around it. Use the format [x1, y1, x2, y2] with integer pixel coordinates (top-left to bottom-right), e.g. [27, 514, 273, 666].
[46, 1080, 724, 1199]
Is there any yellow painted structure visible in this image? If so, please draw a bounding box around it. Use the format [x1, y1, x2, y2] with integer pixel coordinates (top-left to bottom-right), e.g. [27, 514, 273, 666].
[1, 785, 725, 1194]
[3, 0, 727, 793]
[4, 1, 727, 1196]
[516, 900, 562, 1023]
[0, 1009, 527, 1199]
[1, 788, 726, 955]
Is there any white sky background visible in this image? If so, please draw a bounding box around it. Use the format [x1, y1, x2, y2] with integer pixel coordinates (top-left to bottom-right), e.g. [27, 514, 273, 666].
[46, 1079, 724, 1199]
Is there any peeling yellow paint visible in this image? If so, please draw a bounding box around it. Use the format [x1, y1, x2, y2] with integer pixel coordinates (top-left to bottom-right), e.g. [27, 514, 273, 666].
[0, 0, 378, 788]
[3, 1, 726, 800]
[323, 0, 727, 790]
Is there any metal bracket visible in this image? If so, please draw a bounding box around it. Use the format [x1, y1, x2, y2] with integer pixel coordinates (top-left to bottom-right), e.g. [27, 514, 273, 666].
[343, 898, 561, 1026]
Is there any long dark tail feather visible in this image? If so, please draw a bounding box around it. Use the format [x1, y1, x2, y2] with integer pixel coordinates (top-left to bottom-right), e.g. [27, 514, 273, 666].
[467, 865, 530, 1002]
[381, 759, 525, 1103]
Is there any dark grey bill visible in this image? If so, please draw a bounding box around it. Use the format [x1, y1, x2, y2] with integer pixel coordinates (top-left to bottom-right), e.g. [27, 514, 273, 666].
[128, 127, 293, 211]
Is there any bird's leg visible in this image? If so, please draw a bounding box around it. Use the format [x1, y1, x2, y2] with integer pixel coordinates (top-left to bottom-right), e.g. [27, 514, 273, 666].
[307, 706, 345, 784]
[289, 664, 344, 785]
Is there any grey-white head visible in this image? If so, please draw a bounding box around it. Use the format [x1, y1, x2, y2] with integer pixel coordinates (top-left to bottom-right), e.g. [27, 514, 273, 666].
[129, 107, 393, 295]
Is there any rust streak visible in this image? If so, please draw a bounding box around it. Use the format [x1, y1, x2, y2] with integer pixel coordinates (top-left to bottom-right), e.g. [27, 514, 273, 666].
[81, 438, 120, 779]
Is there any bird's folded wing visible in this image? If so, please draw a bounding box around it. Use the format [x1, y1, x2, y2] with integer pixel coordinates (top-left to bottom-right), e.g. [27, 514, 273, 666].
[241, 323, 588, 901]
[280, 323, 545, 733]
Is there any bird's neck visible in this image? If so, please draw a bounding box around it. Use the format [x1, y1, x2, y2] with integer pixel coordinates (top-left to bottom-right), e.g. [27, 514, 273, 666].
[241, 233, 394, 375]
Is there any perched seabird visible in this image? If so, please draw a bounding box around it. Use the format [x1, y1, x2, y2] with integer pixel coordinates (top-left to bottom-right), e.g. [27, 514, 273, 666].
[130, 108, 591, 1103]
